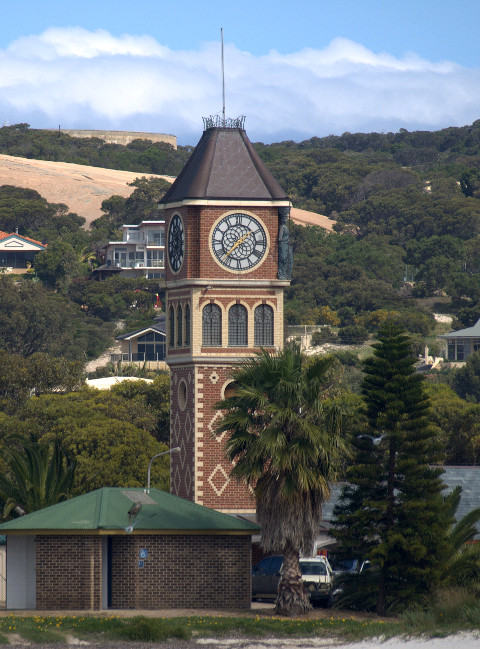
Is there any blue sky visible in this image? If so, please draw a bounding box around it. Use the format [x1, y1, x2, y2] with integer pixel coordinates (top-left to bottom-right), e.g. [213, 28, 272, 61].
[1, 0, 480, 144]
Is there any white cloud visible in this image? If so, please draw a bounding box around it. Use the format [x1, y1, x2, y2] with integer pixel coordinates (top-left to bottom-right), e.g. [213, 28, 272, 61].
[0, 27, 479, 144]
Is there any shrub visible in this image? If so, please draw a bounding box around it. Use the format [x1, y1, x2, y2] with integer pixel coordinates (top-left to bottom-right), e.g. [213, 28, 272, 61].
[338, 325, 369, 345]
[311, 327, 337, 346]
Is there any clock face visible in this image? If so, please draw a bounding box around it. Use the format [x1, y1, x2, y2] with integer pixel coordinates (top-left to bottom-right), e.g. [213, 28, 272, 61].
[211, 213, 267, 271]
[168, 214, 184, 273]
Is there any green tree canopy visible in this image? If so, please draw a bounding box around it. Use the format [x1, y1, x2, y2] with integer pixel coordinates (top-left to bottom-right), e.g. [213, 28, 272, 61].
[0, 387, 169, 494]
[34, 240, 83, 291]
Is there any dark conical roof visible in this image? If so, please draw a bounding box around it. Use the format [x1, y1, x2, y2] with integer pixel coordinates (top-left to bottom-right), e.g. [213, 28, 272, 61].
[160, 127, 289, 203]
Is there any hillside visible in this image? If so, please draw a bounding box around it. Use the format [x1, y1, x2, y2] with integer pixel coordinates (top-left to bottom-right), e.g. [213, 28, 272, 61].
[0, 153, 334, 230]
[0, 154, 174, 225]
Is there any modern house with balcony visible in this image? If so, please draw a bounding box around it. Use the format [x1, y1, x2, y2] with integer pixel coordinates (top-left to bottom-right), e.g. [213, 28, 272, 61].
[99, 221, 165, 279]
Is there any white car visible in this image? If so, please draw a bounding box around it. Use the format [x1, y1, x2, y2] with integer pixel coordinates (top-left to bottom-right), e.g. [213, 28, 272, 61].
[252, 555, 333, 605]
[299, 557, 333, 604]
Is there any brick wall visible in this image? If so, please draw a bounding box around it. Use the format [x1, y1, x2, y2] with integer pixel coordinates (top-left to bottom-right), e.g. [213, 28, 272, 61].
[36, 535, 102, 609]
[110, 533, 251, 610]
[165, 205, 280, 282]
[170, 364, 196, 500]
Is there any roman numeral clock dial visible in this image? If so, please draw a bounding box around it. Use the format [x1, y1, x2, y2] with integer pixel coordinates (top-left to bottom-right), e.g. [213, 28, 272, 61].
[168, 214, 184, 273]
[211, 213, 267, 271]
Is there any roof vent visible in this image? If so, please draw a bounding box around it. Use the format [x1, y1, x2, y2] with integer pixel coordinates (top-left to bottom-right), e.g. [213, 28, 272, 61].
[202, 115, 245, 130]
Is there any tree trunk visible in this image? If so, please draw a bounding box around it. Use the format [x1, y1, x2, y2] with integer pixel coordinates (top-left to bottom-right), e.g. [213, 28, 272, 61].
[377, 436, 396, 616]
[275, 543, 312, 616]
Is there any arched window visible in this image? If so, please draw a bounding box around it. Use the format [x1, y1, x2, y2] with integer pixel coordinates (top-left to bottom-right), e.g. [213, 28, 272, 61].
[229, 304, 247, 346]
[254, 304, 274, 346]
[177, 305, 183, 346]
[169, 306, 175, 347]
[202, 304, 222, 346]
[184, 304, 191, 346]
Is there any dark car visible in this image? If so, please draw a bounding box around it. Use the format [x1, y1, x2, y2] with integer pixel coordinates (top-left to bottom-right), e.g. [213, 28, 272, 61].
[252, 555, 333, 604]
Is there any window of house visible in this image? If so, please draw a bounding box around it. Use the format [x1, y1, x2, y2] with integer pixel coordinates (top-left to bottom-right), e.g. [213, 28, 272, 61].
[254, 304, 274, 346]
[137, 332, 166, 360]
[185, 304, 191, 346]
[150, 229, 165, 246]
[177, 305, 183, 346]
[202, 304, 222, 346]
[456, 343, 464, 361]
[228, 304, 247, 346]
[447, 341, 456, 361]
[169, 307, 175, 347]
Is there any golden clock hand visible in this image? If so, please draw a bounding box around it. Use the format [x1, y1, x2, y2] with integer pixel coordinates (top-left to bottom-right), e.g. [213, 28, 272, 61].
[222, 230, 253, 259]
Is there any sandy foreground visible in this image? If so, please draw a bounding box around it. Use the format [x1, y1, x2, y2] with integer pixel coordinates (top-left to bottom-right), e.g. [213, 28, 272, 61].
[197, 635, 480, 648]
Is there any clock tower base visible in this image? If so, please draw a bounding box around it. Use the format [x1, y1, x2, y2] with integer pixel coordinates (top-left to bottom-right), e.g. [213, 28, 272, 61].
[170, 361, 256, 512]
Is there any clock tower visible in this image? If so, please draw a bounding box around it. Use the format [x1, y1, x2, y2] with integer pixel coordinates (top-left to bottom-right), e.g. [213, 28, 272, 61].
[161, 117, 291, 514]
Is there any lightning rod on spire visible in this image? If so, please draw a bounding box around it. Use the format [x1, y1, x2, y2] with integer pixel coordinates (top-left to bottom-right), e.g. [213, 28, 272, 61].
[221, 28, 226, 124]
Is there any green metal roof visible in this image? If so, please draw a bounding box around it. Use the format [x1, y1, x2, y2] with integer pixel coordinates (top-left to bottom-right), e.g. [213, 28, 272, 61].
[440, 318, 480, 339]
[0, 488, 260, 535]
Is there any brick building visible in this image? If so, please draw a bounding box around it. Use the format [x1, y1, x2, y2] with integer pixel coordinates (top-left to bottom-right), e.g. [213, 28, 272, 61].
[0, 487, 258, 610]
[162, 117, 291, 513]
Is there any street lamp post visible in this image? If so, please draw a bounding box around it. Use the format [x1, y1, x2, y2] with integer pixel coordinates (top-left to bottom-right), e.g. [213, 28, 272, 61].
[146, 447, 180, 493]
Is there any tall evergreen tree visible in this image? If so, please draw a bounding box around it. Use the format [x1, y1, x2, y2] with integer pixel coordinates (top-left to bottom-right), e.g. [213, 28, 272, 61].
[332, 323, 451, 614]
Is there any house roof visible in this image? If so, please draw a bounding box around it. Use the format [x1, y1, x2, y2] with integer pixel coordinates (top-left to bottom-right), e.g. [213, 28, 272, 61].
[322, 466, 480, 538]
[0, 231, 46, 249]
[116, 319, 166, 341]
[440, 318, 480, 339]
[160, 127, 289, 204]
[116, 315, 166, 341]
[0, 487, 260, 535]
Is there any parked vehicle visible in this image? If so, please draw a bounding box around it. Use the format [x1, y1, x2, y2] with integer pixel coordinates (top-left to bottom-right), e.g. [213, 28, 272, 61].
[252, 555, 333, 605]
[329, 557, 361, 576]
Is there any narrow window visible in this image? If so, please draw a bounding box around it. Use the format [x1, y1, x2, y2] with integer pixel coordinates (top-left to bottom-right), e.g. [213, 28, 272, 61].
[185, 304, 191, 346]
[254, 304, 274, 346]
[202, 304, 222, 346]
[177, 305, 183, 346]
[169, 306, 175, 348]
[229, 304, 247, 346]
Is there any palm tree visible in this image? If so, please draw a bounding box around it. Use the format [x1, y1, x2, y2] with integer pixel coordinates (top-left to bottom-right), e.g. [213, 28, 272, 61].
[215, 345, 344, 616]
[441, 486, 480, 593]
[0, 435, 76, 517]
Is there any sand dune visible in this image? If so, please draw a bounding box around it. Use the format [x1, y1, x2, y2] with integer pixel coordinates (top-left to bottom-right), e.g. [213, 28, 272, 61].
[0, 154, 173, 226]
[0, 154, 334, 231]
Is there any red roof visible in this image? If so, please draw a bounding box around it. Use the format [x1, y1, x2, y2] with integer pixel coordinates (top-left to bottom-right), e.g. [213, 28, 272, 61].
[0, 232, 46, 247]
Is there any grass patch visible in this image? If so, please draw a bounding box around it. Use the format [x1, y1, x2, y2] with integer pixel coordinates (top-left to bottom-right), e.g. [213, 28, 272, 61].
[0, 601, 478, 645]
[103, 615, 400, 643]
[0, 614, 400, 643]
[18, 628, 65, 643]
[401, 588, 480, 635]
[109, 617, 190, 642]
